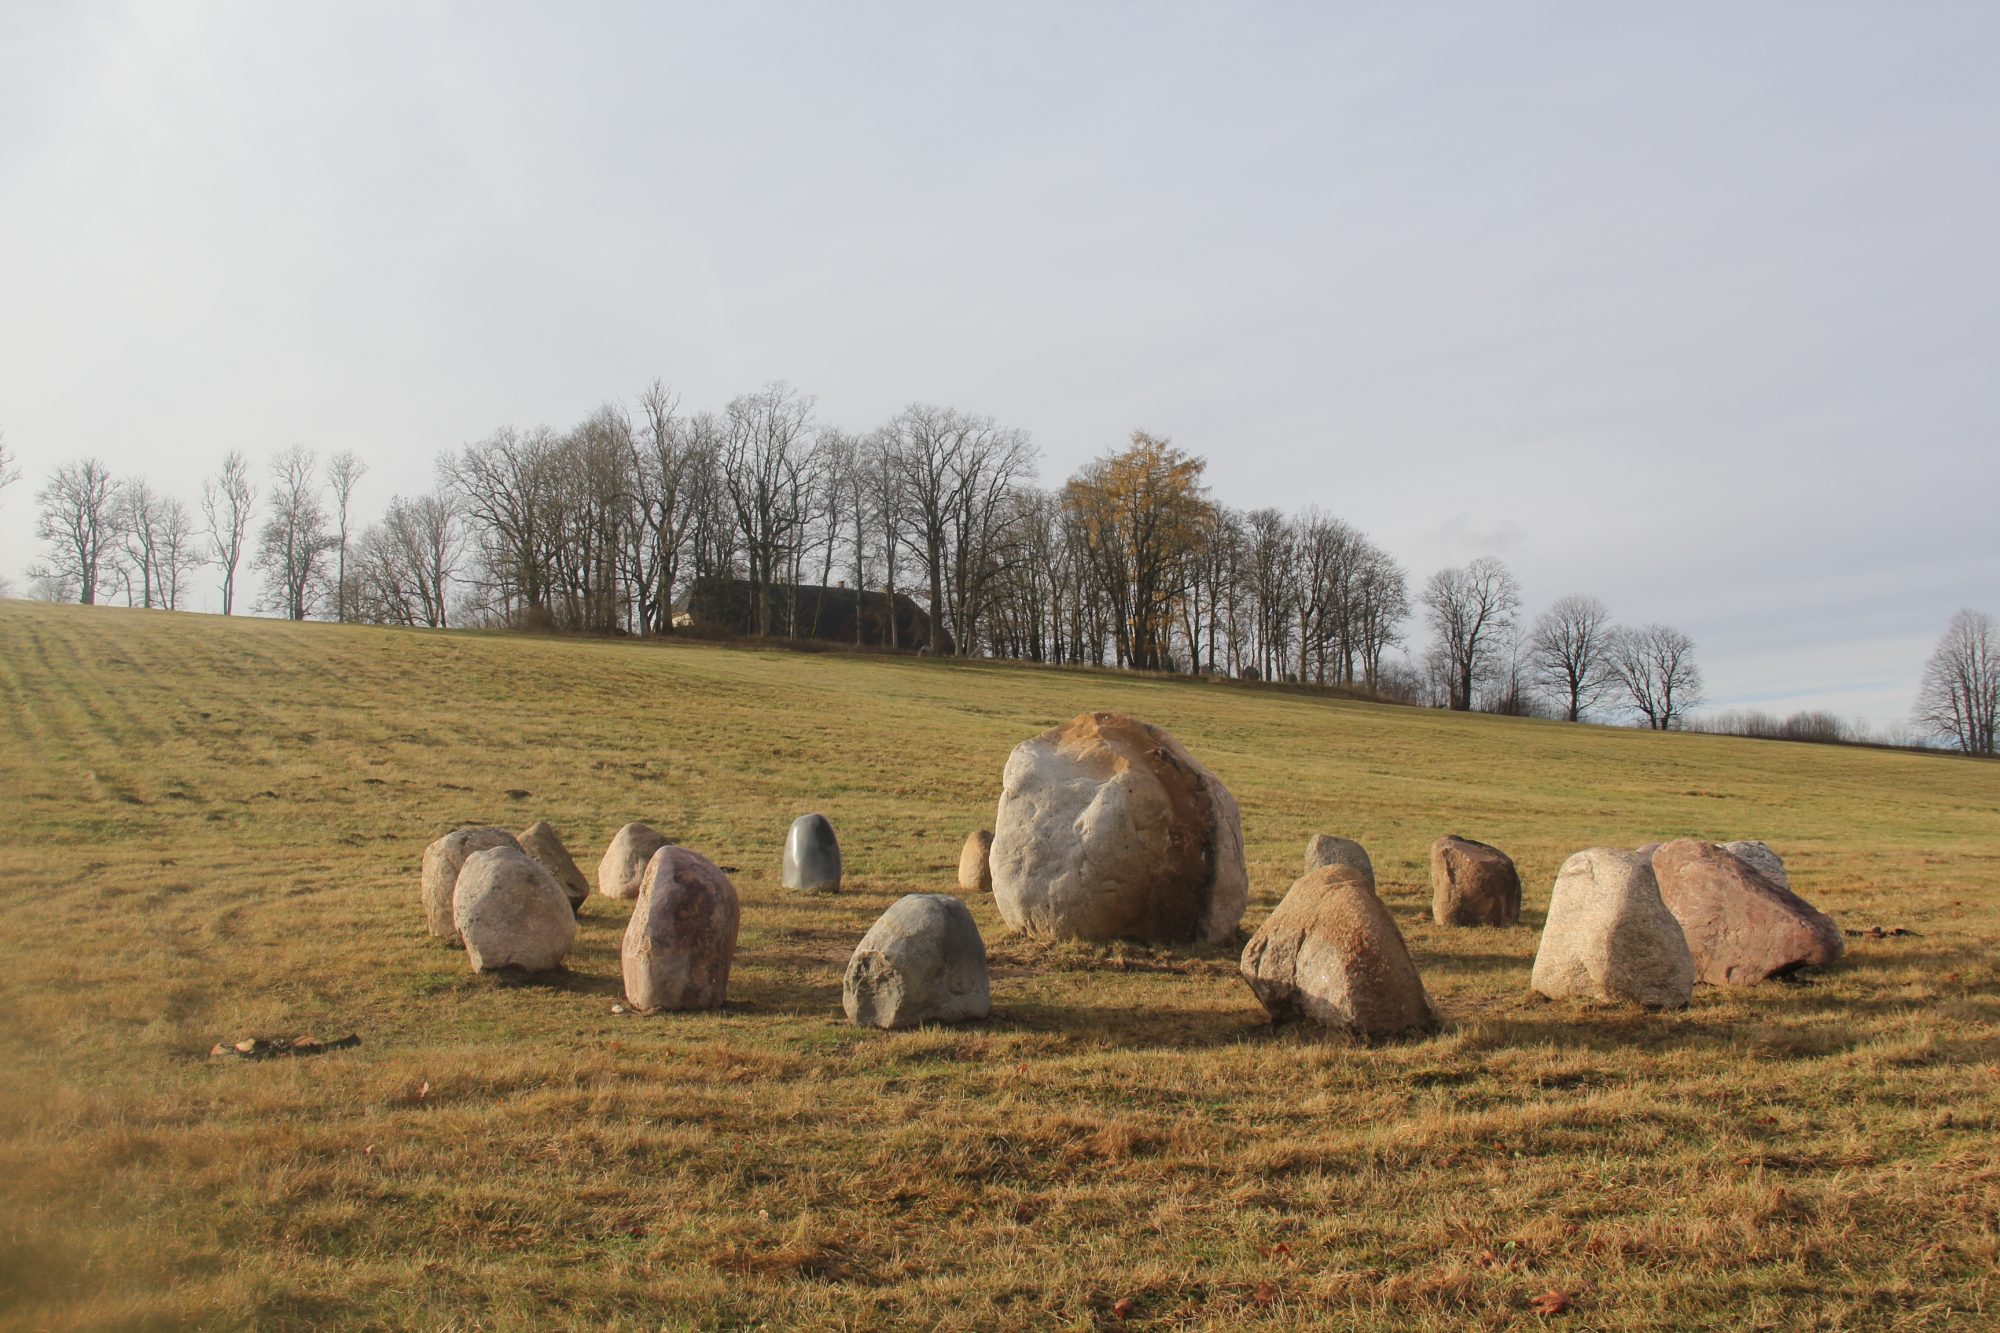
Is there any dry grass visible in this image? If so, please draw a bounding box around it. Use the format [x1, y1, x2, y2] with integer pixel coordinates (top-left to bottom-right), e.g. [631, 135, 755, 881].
[0, 599, 1995, 1331]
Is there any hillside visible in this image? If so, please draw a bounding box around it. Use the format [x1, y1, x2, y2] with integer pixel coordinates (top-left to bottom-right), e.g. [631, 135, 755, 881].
[0, 599, 1995, 1330]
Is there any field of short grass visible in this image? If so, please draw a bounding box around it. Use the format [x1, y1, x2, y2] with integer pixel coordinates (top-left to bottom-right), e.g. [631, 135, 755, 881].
[1, 598, 1996, 1331]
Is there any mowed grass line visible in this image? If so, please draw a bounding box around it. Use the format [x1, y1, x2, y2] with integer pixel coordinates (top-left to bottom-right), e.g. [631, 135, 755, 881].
[0, 598, 1995, 1331]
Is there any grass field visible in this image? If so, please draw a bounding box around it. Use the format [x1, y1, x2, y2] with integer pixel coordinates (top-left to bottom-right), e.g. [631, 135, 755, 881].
[1, 598, 1996, 1331]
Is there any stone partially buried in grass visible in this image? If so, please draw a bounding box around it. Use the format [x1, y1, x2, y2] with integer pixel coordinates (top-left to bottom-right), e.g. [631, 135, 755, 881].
[517, 819, 589, 914]
[453, 846, 577, 973]
[1430, 835, 1521, 927]
[1240, 866, 1438, 1040]
[782, 813, 842, 892]
[1532, 848, 1693, 1009]
[420, 826, 523, 944]
[622, 846, 741, 1011]
[844, 893, 991, 1029]
[1303, 834, 1374, 886]
[958, 829, 994, 893]
[1652, 839, 1842, 985]
[990, 710, 1247, 944]
[598, 822, 671, 900]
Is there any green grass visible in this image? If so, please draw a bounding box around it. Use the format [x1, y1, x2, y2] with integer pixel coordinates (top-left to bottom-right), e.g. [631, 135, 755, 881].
[0, 598, 1996, 1330]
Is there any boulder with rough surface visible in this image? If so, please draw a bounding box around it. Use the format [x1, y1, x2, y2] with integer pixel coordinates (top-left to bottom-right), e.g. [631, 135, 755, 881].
[1652, 839, 1841, 984]
[454, 846, 578, 973]
[518, 820, 590, 913]
[843, 893, 991, 1029]
[990, 710, 1247, 944]
[958, 830, 994, 893]
[621, 846, 741, 1011]
[1304, 835, 1375, 886]
[598, 822, 671, 900]
[1430, 835, 1522, 927]
[1531, 848, 1693, 1009]
[421, 826, 523, 943]
[782, 813, 842, 892]
[1722, 840, 1790, 890]
[1239, 867, 1438, 1040]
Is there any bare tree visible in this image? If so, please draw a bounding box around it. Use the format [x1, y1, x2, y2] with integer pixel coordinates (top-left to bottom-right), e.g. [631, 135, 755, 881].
[1530, 594, 1619, 721]
[202, 451, 255, 615]
[0, 428, 19, 497]
[254, 445, 335, 620]
[34, 458, 116, 604]
[1913, 609, 1999, 755]
[1613, 623, 1704, 730]
[325, 451, 368, 623]
[158, 497, 200, 610]
[1421, 556, 1522, 710]
[720, 382, 816, 637]
[114, 478, 169, 608]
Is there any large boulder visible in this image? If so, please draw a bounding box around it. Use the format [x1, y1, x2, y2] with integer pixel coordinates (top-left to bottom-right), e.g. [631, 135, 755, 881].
[1304, 835, 1374, 886]
[598, 822, 671, 900]
[453, 846, 578, 973]
[421, 826, 522, 943]
[518, 820, 590, 914]
[1240, 867, 1438, 1040]
[1430, 835, 1522, 927]
[1531, 848, 1693, 1009]
[843, 894, 991, 1029]
[1722, 840, 1790, 890]
[990, 710, 1247, 944]
[958, 830, 994, 893]
[781, 813, 842, 893]
[621, 846, 741, 1011]
[1652, 839, 1842, 984]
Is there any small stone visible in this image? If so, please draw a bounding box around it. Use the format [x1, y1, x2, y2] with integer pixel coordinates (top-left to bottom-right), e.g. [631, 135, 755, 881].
[234, 1039, 258, 1054]
[782, 813, 842, 893]
[622, 846, 741, 1011]
[598, 822, 671, 900]
[844, 893, 992, 1029]
[958, 830, 994, 893]
[1240, 867, 1438, 1040]
[1430, 835, 1522, 927]
[1722, 839, 1790, 890]
[1531, 848, 1694, 1009]
[454, 846, 577, 973]
[611, 1003, 627, 1015]
[1303, 835, 1374, 886]
[420, 827, 523, 944]
[518, 820, 590, 914]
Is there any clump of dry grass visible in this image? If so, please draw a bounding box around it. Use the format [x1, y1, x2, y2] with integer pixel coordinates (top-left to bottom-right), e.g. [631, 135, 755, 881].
[0, 600, 1996, 1330]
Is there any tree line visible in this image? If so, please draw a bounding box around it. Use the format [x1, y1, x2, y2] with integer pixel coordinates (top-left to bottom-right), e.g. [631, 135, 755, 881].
[6, 391, 1988, 748]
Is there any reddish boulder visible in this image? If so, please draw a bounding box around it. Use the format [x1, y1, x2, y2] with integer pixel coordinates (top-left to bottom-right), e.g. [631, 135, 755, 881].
[1651, 839, 1842, 985]
[1430, 835, 1521, 927]
[1240, 867, 1438, 1040]
[621, 847, 741, 1011]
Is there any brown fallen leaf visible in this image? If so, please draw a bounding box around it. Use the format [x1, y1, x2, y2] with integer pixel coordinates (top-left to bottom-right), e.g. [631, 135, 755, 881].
[1530, 1289, 1573, 1316]
[1251, 1282, 1279, 1305]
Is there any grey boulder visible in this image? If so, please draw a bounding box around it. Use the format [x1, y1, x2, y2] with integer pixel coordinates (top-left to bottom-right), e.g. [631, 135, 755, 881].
[621, 846, 741, 1011]
[598, 822, 671, 900]
[958, 830, 994, 893]
[1304, 835, 1375, 886]
[843, 893, 992, 1029]
[421, 826, 523, 944]
[518, 819, 590, 914]
[782, 813, 842, 893]
[1240, 867, 1438, 1040]
[1722, 840, 1790, 890]
[453, 846, 577, 973]
[1531, 848, 1693, 1009]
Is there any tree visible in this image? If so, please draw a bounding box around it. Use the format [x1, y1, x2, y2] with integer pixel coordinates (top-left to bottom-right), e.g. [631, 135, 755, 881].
[1530, 594, 1618, 721]
[202, 451, 255, 615]
[115, 477, 172, 608]
[0, 429, 19, 497]
[1613, 623, 1703, 730]
[254, 445, 336, 620]
[719, 382, 816, 637]
[35, 458, 116, 604]
[1421, 556, 1522, 710]
[1063, 431, 1209, 671]
[158, 497, 200, 610]
[326, 451, 368, 623]
[1913, 609, 1999, 755]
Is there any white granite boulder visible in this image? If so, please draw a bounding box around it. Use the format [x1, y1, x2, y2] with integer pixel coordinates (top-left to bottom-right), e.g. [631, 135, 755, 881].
[1531, 848, 1693, 1009]
[991, 710, 1247, 944]
[621, 846, 741, 1011]
[421, 826, 523, 944]
[598, 822, 671, 900]
[1240, 867, 1438, 1040]
[843, 893, 991, 1029]
[453, 846, 578, 973]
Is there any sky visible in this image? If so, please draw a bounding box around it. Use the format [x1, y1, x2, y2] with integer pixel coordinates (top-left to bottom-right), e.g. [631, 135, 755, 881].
[2, 2, 1995, 730]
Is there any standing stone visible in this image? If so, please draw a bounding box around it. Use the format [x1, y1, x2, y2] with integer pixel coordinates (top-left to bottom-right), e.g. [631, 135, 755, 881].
[782, 813, 843, 893]
[1430, 836, 1522, 927]
[421, 827, 523, 943]
[958, 830, 994, 893]
[1722, 840, 1790, 890]
[1531, 848, 1694, 1009]
[1652, 839, 1842, 985]
[621, 847, 741, 1011]
[843, 893, 992, 1029]
[990, 710, 1247, 944]
[598, 822, 671, 900]
[454, 846, 578, 973]
[518, 820, 589, 914]
[1239, 867, 1438, 1040]
[1304, 835, 1375, 886]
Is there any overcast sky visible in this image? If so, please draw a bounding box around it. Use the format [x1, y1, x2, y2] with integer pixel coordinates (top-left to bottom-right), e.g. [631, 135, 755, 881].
[2, 3, 1995, 728]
